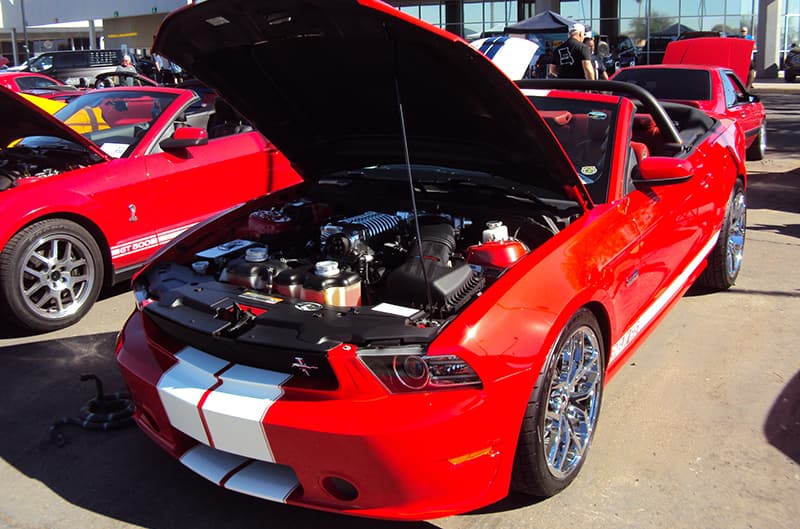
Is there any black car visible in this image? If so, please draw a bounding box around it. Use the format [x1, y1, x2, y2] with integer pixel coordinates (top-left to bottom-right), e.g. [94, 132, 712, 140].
[597, 35, 640, 75]
[784, 46, 800, 82]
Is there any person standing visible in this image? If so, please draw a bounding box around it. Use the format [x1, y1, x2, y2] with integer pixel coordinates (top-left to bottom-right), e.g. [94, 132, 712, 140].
[740, 26, 756, 90]
[583, 37, 608, 80]
[549, 23, 595, 80]
[116, 55, 137, 86]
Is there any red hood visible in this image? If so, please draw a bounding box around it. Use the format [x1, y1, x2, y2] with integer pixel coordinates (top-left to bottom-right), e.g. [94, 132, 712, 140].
[664, 37, 753, 86]
[152, 0, 585, 203]
[0, 85, 111, 161]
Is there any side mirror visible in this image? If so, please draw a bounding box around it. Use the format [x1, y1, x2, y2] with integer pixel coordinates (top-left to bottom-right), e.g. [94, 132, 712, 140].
[159, 126, 209, 151]
[749, 94, 760, 103]
[633, 156, 694, 185]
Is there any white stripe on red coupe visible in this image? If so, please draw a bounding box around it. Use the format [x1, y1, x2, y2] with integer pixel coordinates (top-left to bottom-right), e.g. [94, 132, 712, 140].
[156, 346, 292, 462]
[180, 444, 299, 502]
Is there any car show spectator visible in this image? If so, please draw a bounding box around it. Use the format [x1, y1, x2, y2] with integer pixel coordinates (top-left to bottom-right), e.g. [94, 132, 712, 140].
[740, 26, 757, 90]
[153, 53, 184, 84]
[549, 22, 595, 80]
[583, 36, 608, 80]
[116, 54, 137, 86]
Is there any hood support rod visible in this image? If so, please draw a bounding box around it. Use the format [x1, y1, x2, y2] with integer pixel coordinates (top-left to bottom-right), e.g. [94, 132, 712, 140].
[390, 32, 434, 312]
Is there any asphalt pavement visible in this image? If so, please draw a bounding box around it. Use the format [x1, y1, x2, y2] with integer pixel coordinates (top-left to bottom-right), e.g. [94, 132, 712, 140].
[0, 91, 798, 529]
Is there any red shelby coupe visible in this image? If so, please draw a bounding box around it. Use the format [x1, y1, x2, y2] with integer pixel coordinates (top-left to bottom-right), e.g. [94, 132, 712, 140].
[611, 37, 766, 160]
[0, 85, 299, 331]
[0, 71, 81, 102]
[115, 0, 747, 520]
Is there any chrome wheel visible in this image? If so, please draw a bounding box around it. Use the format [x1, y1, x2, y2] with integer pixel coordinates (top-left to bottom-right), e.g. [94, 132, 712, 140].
[726, 191, 746, 279]
[19, 232, 97, 320]
[543, 324, 603, 478]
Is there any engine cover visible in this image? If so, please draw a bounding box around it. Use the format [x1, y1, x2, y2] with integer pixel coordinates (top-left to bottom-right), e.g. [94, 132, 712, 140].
[321, 211, 400, 259]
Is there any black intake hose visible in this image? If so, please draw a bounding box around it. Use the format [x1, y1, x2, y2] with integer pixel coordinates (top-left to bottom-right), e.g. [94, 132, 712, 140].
[386, 224, 483, 312]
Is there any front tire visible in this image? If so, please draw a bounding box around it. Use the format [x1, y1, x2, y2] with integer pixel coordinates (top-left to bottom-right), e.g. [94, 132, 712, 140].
[745, 122, 766, 161]
[698, 180, 746, 291]
[0, 219, 104, 332]
[511, 309, 605, 497]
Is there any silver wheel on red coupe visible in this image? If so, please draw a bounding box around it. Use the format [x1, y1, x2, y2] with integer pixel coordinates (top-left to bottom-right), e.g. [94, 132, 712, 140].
[0, 219, 103, 332]
[511, 309, 605, 497]
[543, 321, 603, 478]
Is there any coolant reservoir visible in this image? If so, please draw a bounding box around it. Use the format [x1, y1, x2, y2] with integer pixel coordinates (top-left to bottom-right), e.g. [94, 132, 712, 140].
[466, 240, 528, 269]
[303, 261, 361, 306]
[482, 220, 509, 243]
[275, 262, 361, 307]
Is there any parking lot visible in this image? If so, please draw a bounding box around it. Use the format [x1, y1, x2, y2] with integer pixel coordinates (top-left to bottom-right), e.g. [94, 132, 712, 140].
[1, 89, 798, 529]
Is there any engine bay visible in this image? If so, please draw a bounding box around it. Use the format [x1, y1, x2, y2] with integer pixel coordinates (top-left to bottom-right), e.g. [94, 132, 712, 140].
[0, 139, 98, 191]
[140, 175, 581, 357]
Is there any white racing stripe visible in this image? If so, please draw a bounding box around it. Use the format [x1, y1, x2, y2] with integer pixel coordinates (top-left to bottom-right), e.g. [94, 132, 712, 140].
[610, 230, 721, 365]
[110, 223, 196, 258]
[180, 444, 299, 503]
[225, 458, 300, 502]
[157, 347, 229, 445]
[156, 346, 292, 463]
[202, 364, 291, 462]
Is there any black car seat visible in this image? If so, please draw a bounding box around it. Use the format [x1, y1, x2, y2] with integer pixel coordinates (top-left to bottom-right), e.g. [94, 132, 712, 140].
[207, 98, 253, 138]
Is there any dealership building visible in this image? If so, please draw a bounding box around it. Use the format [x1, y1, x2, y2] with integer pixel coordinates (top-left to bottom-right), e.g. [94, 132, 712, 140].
[0, 0, 797, 78]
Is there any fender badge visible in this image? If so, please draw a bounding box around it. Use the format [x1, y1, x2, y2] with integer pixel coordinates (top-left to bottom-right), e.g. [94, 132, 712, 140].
[295, 301, 323, 312]
[588, 111, 608, 120]
[292, 357, 319, 376]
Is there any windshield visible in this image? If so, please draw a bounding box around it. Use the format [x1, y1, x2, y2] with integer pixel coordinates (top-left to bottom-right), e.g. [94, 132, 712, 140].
[27, 55, 52, 73]
[526, 95, 619, 204]
[613, 68, 712, 100]
[55, 90, 179, 158]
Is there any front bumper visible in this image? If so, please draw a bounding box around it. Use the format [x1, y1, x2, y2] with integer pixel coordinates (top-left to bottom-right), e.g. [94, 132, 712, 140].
[115, 310, 519, 520]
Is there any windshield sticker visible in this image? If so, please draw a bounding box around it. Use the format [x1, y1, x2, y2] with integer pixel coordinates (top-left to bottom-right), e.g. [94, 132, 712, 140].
[588, 111, 608, 120]
[580, 166, 599, 183]
[100, 142, 129, 158]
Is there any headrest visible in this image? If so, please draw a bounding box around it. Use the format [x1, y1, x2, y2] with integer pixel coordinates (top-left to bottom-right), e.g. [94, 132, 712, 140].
[539, 110, 573, 127]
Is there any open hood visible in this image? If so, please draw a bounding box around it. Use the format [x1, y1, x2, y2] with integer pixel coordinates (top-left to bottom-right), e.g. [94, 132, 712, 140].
[0, 85, 111, 160]
[153, 0, 585, 202]
[664, 37, 754, 87]
[470, 36, 539, 80]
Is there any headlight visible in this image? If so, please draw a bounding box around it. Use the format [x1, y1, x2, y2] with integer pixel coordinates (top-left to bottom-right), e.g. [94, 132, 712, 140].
[359, 346, 482, 393]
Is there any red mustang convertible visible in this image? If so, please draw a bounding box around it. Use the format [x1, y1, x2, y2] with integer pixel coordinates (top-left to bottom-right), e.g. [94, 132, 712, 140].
[0, 85, 299, 331]
[115, 0, 747, 520]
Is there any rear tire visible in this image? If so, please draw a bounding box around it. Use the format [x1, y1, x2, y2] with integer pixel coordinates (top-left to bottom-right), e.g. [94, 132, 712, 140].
[698, 180, 746, 291]
[0, 219, 103, 332]
[511, 309, 605, 497]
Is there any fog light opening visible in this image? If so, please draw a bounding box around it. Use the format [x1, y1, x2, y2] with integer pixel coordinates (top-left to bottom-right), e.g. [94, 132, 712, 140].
[321, 476, 359, 502]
